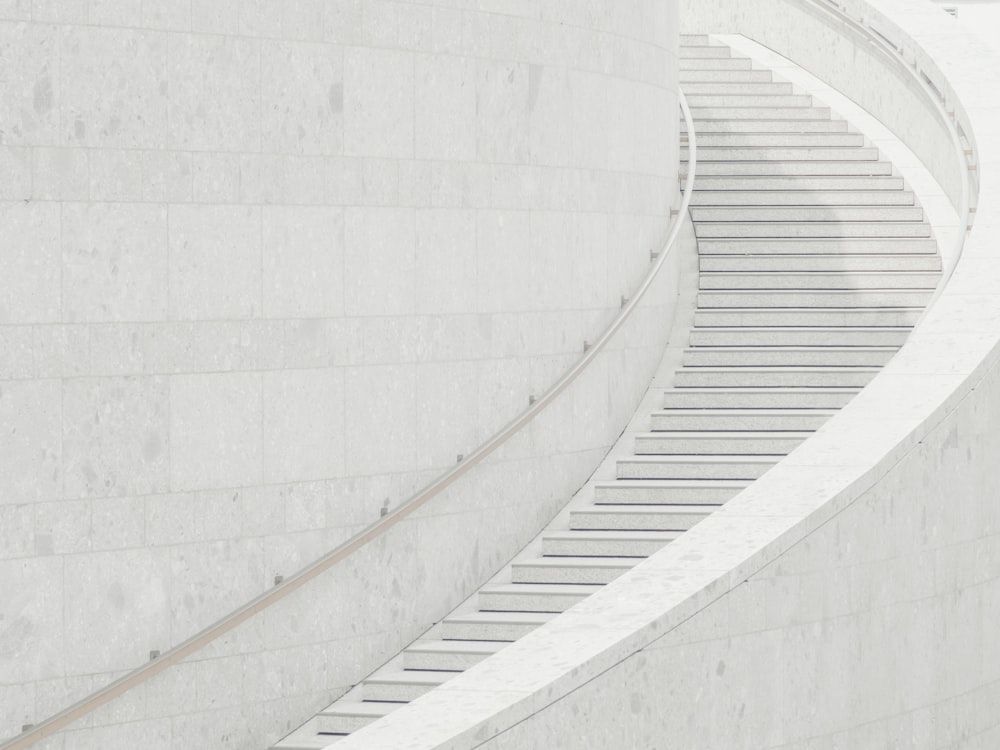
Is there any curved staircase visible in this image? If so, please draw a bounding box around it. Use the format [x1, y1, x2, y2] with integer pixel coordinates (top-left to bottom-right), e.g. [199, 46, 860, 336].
[271, 34, 941, 749]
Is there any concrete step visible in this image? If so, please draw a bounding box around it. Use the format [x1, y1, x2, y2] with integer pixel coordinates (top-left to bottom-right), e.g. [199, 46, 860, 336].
[687, 94, 815, 108]
[689, 160, 893, 176]
[689, 132, 866, 148]
[698, 271, 939, 290]
[616, 455, 777, 480]
[542, 531, 680, 560]
[685, 118, 850, 133]
[541, 531, 681, 557]
[680, 34, 712, 45]
[682, 81, 795, 95]
[363, 671, 451, 703]
[651, 408, 835, 432]
[692, 175, 904, 190]
[662, 387, 860, 410]
[688, 327, 911, 347]
[689, 106, 832, 120]
[439, 611, 554, 642]
[316, 703, 395, 735]
[478, 582, 601, 612]
[680, 69, 774, 82]
[691, 189, 914, 206]
[691, 206, 922, 223]
[695, 222, 930, 239]
[272, 735, 344, 749]
[681, 346, 896, 368]
[634, 431, 807, 455]
[699, 255, 940, 272]
[685, 147, 879, 162]
[593, 479, 749, 504]
[569, 505, 715, 531]
[511, 557, 638, 585]
[697, 289, 933, 308]
[679, 57, 754, 70]
[680, 45, 734, 59]
[673, 367, 880, 389]
[696, 237, 937, 254]
[693, 307, 923, 327]
[402, 641, 503, 671]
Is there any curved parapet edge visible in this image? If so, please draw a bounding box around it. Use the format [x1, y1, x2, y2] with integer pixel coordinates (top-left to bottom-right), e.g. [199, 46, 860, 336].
[332, 2, 999, 748]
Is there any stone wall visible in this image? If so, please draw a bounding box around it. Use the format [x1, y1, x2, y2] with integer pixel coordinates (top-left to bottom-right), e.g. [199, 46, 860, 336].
[0, 0, 680, 745]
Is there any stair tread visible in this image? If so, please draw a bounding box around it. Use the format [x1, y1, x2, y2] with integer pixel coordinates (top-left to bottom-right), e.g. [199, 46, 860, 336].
[541, 530, 682, 541]
[653, 408, 837, 416]
[405, 641, 504, 655]
[618, 454, 779, 463]
[444, 611, 555, 624]
[319, 703, 395, 719]
[593, 478, 751, 487]
[634, 430, 812, 438]
[480, 582, 605, 594]
[366, 671, 452, 686]
[573, 504, 722, 513]
[515, 557, 639, 568]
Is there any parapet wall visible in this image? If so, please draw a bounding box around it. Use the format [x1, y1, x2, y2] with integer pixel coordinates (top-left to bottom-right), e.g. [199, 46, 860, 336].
[317, 1, 1000, 748]
[0, 1, 680, 745]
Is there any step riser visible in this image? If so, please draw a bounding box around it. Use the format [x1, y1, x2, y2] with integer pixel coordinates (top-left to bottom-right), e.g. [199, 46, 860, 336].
[316, 715, 378, 735]
[689, 134, 866, 147]
[693, 176, 904, 190]
[616, 461, 775, 480]
[689, 106, 831, 120]
[685, 119, 850, 133]
[689, 161, 893, 176]
[593, 485, 743, 504]
[570, 512, 711, 532]
[511, 565, 633, 585]
[478, 590, 590, 612]
[700, 256, 940, 272]
[697, 290, 933, 307]
[662, 389, 859, 409]
[540, 538, 671, 557]
[402, 649, 493, 672]
[683, 82, 795, 95]
[674, 370, 878, 388]
[693, 310, 923, 326]
[680, 57, 754, 70]
[688, 329, 911, 347]
[680, 46, 734, 59]
[680, 69, 773, 82]
[651, 413, 832, 431]
[699, 273, 938, 290]
[439, 622, 540, 641]
[691, 207, 922, 222]
[691, 190, 914, 207]
[634, 435, 805, 455]
[682, 349, 895, 367]
[685, 147, 879, 162]
[687, 95, 815, 107]
[696, 223, 930, 239]
[697, 238, 936, 254]
[364, 682, 437, 703]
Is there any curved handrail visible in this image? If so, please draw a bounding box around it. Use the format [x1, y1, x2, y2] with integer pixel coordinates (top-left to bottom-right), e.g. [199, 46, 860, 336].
[1, 92, 698, 750]
[805, 0, 972, 318]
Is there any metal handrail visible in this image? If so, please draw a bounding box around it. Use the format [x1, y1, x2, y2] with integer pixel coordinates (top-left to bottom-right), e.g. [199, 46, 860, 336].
[804, 0, 972, 319]
[2, 91, 698, 750]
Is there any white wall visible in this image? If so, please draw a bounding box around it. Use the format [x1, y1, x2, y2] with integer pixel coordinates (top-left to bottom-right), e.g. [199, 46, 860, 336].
[0, 0, 681, 745]
[305, 2, 1000, 748]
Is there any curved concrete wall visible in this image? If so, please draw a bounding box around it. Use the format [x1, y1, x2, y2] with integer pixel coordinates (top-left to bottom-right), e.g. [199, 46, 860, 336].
[0, 1, 680, 745]
[312, 2, 1000, 748]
